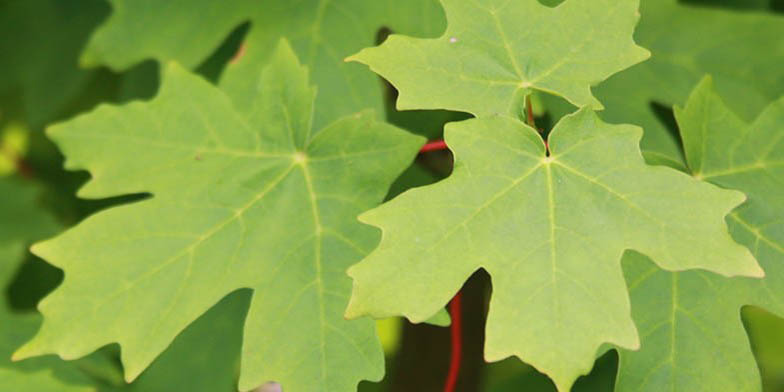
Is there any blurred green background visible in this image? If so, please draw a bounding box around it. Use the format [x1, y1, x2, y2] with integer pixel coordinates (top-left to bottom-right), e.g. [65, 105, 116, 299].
[1, 0, 783, 391]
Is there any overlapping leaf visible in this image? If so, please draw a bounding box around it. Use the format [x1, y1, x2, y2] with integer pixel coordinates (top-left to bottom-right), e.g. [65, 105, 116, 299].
[125, 292, 248, 392]
[15, 42, 424, 391]
[0, 0, 108, 128]
[80, 0, 447, 130]
[562, 0, 784, 169]
[616, 78, 784, 391]
[0, 306, 94, 392]
[345, 109, 762, 391]
[348, 0, 650, 117]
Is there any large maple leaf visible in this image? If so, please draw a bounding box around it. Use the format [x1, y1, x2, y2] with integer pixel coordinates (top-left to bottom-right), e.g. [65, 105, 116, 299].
[348, 0, 650, 116]
[615, 78, 784, 391]
[345, 109, 762, 391]
[14, 42, 424, 391]
[79, 0, 447, 130]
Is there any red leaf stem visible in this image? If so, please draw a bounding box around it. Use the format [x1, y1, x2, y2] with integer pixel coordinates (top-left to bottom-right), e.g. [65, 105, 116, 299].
[444, 291, 463, 392]
[526, 96, 536, 127]
[419, 140, 448, 153]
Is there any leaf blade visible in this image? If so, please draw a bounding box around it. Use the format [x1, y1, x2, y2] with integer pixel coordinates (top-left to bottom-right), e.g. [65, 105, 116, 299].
[346, 110, 759, 390]
[349, 0, 650, 116]
[17, 42, 424, 392]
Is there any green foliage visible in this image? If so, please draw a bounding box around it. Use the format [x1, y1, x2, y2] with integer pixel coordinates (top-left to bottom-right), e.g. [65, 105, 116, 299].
[746, 307, 784, 391]
[346, 109, 759, 391]
[349, 0, 649, 116]
[81, 0, 447, 130]
[0, 181, 248, 392]
[0, 0, 109, 128]
[2, 0, 783, 391]
[546, 0, 784, 169]
[15, 42, 422, 391]
[613, 77, 784, 392]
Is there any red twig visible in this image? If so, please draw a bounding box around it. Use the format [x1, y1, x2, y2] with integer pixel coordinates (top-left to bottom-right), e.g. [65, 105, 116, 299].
[525, 97, 550, 155]
[444, 291, 463, 392]
[417, 139, 462, 390]
[419, 140, 448, 153]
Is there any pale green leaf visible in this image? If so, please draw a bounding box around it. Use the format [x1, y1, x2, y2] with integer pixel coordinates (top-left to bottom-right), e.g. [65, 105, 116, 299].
[16, 42, 424, 392]
[81, 0, 447, 130]
[345, 109, 761, 391]
[615, 78, 784, 391]
[424, 309, 451, 328]
[348, 0, 650, 117]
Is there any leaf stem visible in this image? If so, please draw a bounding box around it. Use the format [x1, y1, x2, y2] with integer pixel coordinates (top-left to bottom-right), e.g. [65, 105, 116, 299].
[526, 96, 550, 155]
[526, 96, 536, 129]
[418, 139, 464, 391]
[444, 291, 463, 392]
[420, 140, 449, 153]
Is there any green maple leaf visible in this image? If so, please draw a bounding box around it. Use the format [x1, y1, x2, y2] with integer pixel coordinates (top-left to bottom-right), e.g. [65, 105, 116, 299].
[0, 0, 108, 128]
[348, 0, 650, 117]
[1, 181, 258, 392]
[80, 0, 446, 130]
[345, 110, 763, 391]
[568, 0, 784, 169]
[615, 78, 784, 391]
[0, 179, 95, 391]
[15, 42, 424, 391]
